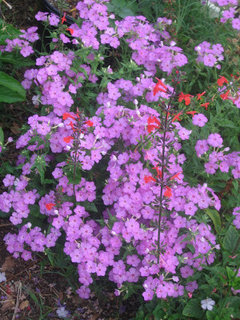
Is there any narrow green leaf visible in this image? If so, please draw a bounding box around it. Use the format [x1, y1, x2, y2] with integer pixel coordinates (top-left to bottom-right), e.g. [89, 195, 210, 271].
[0, 127, 4, 145]
[205, 208, 221, 233]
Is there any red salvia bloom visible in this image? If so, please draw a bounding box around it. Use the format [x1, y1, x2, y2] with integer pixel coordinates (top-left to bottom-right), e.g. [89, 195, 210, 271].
[186, 111, 198, 117]
[61, 12, 67, 24]
[196, 91, 206, 100]
[153, 166, 162, 178]
[217, 76, 228, 87]
[66, 27, 74, 35]
[153, 78, 167, 96]
[201, 102, 210, 110]
[62, 112, 75, 120]
[147, 116, 160, 133]
[86, 120, 94, 127]
[45, 203, 55, 210]
[170, 172, 182, 181]
[172, 112, 182, 122]
[220, 90, 230, 100]
[164, 186, 172, 198]
[63, 136, 74, 143]
[144, 175, 156, 183]
[178, 92, 192, 106]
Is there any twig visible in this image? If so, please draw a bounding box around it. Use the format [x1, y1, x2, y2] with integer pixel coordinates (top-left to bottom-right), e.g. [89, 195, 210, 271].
[0, 285, 10, 297]
[2, 0, 12, 10]
[12, 282, 22, 320]
[0, 223, 13, 228]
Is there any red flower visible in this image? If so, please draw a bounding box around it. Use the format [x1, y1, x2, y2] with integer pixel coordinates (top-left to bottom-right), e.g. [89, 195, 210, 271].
[170, 172, 181, 181]
[186, 111, 198, 117]
[172, 112, 182, 122]
[62, 112, 75, 120]
[196, 91, 206, 100]
[45, 203, 55, 210]
[220, 90, 230, 100]
[179, 92, 192, 106]
[66, 27, 74, 35]
[153, 78, 167, 96]
[147, 116, 160, 133]
[201, 102, 210, 110]
[61, 12, 67, 24]
[153, 166, 162, 178]
[144, 175, 156, 183]
[86, 120, 94, 127]
[164, 186, 172, 198]
[217, 76, 228, 87]
[63, 136, 74, 143]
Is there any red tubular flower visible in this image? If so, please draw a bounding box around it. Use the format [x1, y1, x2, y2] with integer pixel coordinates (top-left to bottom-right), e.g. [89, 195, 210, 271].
[62, 112, 75, 120]
[186, 111, 198, 117]
[170, 172, 182, 181]
[164, 186, 172, 198]
[86, 120, 94, 127]
[217, 76, 228, 87]
[45, 203, 55, 210]
[153, 166, 162, 178]
[61, 12, 67, 24]
[196, 91, 206, 100]
[63, 136, 74, 143]
[153, 78, 167, 96]
[220, 90, 230, 100]
[179, 92, 192, 106]
[66, 27, 74, 35]
[156, 78, 168, 90]
[147, 116, 160, 133]
[201, 102, 210, 110]
[144, 175, 156, 183]
[172, 112, 182, 122]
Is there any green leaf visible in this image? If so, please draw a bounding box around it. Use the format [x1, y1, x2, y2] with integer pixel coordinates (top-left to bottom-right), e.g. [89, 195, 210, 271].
[205, 208, 221, 233]
[223, 226, 240, 254]
[64, 166, 82, 185]
[32, 155, 46, 185]
[0, 71, 26, 103]
[0, 210, 11, 218]
[0, 127, 4, 145]
[81, 201, 98, 213]
[232, 277, 240, 290]
[0, 19, 21, 45]
[182, 299, 204, 319]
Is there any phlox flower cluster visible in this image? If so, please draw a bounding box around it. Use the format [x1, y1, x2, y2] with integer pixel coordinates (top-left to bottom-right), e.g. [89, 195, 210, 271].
[1, 26, 39, 57]
[195, 42, 224, 68]
[114, 16, 188, 75]
[21, 51, 99, 116]
[208, 0, 240, 30]
[195, 133, 240, 177]
[2, 100, 221, 300]
[233, 207, 240, 229]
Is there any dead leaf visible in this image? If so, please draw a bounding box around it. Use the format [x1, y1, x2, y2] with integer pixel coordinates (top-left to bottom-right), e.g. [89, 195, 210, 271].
[1, 256, 15, 272]
[10, 123, 20, 135]
[1, 298, 15, 312]
[19, 300, 29, 310]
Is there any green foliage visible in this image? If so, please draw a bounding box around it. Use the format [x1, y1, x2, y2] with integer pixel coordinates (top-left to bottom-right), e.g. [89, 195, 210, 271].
[0, 71, 26, 103]
[182, 299, 204, 318]
[205, 209, 221, 234]
[0, 126, 4, 145]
